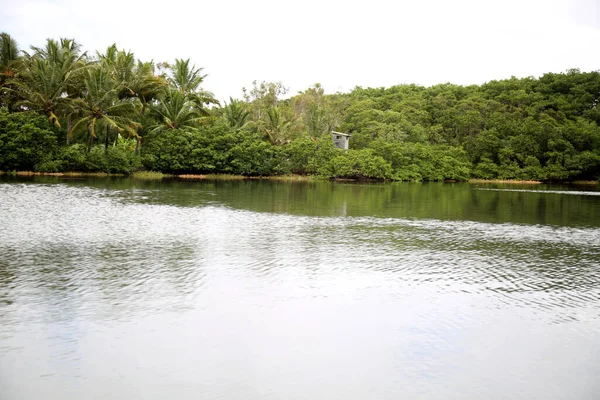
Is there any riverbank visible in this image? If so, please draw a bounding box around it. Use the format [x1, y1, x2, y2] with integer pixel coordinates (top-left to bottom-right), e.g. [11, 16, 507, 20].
[0, 171, 126, 178]
[2, 171, 598, 185]
[0, 170, 320, 182]
[468, 179, 543, 184]
[468, 179, 599, 185]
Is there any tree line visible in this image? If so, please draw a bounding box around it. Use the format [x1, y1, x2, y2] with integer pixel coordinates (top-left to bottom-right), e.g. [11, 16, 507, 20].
[1, 32, 600, 181]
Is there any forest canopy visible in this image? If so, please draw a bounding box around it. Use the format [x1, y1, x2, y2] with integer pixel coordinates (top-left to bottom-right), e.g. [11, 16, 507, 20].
[1, 32, 600, 181]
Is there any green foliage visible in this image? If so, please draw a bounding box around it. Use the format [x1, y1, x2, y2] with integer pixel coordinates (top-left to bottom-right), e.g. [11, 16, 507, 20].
[284, 136, 318, 174]
[2, 31, 600, 181]
[0, 108, 61, 171]
[472, 158, 500, 179]
[57, 143, 87, 171]
[45, 141, 141, 174]
[222, 97, 250, 130]
[140, 123, 284, 176]
[318, 149, 393, 180]
[141, 129, 194, 173]
[84, 146, 109, 171]
[105, 140, 141, 173]
[148, 89, 207, 133]
[13, 38, 86, 126]
[0, 32, 20, 109]
[69, 65, 141, 149]
[368, 140, 471, 181]
[228, 136, 283, 175]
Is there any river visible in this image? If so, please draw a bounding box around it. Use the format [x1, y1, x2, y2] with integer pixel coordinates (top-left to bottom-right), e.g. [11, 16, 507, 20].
[1, 177, 599, 399]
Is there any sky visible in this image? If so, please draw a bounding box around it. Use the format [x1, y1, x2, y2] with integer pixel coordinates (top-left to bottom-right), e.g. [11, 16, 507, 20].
[1, 0, 599, 101]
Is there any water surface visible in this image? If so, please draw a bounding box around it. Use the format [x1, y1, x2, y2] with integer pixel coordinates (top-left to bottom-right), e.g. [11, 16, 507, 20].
[1, 177, 599, 399]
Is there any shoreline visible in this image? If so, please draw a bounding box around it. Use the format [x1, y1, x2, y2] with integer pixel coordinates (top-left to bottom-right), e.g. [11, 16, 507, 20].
[0, 170, 320, 182]
[1, 171, 598, 185]
[469, 178, 599, 185]
[468, 179, 543, 184]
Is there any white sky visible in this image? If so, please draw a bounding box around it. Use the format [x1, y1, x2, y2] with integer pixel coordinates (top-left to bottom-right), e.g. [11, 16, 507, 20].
[1, 0, 599, 101]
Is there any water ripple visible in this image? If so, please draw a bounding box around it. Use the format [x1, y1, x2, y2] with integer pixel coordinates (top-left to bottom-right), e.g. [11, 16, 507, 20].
[1, 182, 600, 400]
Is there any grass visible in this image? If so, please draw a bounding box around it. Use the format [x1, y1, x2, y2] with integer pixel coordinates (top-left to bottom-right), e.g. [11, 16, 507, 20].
[571, 180, 599, 185]
[248, 175, 318, 182]
[469, 179, 542, 184]
[177, 173, 246, 180]
[131, 171, 171, 180]
[175, 173, 318, 181]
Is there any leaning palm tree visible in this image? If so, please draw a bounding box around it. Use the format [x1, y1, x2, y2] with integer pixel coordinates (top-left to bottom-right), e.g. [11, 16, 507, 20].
[70, 65, 140, 151]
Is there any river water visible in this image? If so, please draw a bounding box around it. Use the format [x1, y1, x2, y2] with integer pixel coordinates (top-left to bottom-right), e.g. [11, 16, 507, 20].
[1, 177, 599, 399]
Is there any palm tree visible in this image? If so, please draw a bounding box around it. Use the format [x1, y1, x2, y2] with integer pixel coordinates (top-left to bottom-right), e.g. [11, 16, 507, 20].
[222, 97, 250, 130]
[148, 88, 209, 134]
[168, 58, 218, 108]
[70, 65, 140, 151]
[97, 45, 167, 151]
[128, 61, 168, 112]
[169, 58, 205, 95]
[97, 44, 134, 94]
[97, 45, 166, 105]
[128, 61, 169, 153]
[263, 107, 293, 145]
[0, 32, 21, 109]
[0, 33, 19, 71]
[14, 38, 86, 127]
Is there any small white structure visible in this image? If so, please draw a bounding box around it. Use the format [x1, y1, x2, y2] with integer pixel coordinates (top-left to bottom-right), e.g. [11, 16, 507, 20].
[331, 131, 351, 150]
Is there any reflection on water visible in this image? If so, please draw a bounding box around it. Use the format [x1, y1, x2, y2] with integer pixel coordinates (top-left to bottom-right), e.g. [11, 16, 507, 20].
[1, 178, 600, 399]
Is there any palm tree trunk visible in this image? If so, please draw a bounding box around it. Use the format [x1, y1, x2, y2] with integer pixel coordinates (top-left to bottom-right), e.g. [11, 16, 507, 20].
[67, 115, 73, 145]
[87, 123, 94, 152]
[104, 125, 109, 154]
[136, 102, 146, 156]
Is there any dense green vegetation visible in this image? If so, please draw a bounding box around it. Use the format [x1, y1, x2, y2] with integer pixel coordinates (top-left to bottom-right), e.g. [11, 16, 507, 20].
[1, 32, 600, 181]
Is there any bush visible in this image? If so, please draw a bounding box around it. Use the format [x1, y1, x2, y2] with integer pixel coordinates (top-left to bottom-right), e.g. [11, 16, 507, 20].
[84, 146, 109, 172]
[284, 136, 317, 174]
[57, 144, 87, 171]
[228, 138, 283, 175]
[368, 140, 471, 181]
[35, 159, 63, 173]
[318, 149, 393, 180]
[472, 158, 500, 179]
[141, 129, 194, 173]
[105, 139, 141, 174]
[0, 108, 61, 171]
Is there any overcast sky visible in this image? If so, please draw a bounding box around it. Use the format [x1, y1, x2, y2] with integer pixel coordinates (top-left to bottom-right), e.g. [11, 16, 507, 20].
[1, 0, 599, 101]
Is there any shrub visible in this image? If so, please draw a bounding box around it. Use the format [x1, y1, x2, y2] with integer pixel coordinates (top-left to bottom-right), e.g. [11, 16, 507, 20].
[0, 108, 61, 171]
[318, 149, 393, 180]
